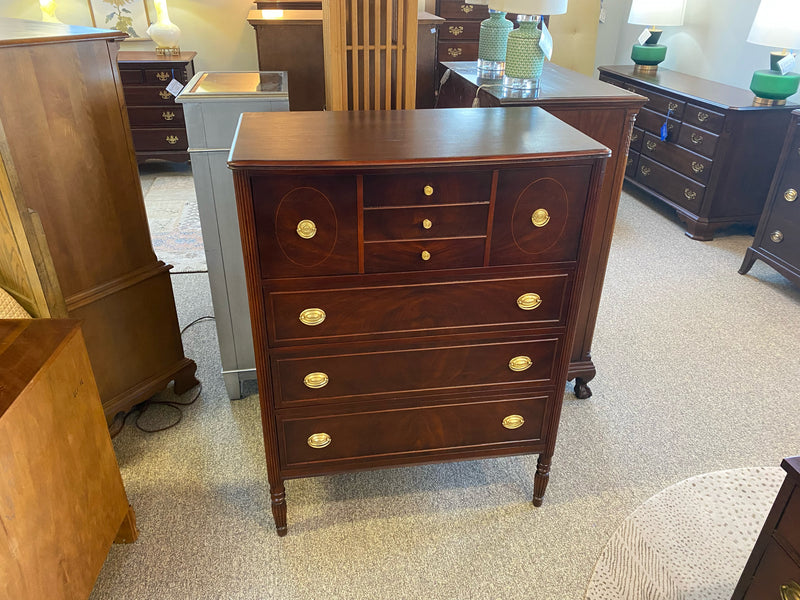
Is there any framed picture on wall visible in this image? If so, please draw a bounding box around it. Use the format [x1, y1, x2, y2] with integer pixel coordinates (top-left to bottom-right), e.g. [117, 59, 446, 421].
[87, 0, 151, 40]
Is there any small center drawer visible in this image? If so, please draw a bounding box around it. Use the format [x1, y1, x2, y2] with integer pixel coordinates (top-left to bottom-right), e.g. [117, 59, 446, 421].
[364, 237, 485, 272]
[267, 273, 571, 344]
[144, 67, 189, 85]
[641, 132, 712, 184]
[677, 123, 719, 159]
[364, 204, 489, 240]
[277, 393, 550, 469]
[273, 337, 559, 405]
[636, 156, 705, 213]
[636, 107, 681, 142]
[131, 128, 188, 152]
[439, 41, 479, 62]
[126, 105, 185, 127]
[363, 170, 492, 207]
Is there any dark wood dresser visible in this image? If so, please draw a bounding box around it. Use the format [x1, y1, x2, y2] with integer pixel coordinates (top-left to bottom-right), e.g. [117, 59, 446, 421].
[436, 0, 487, 63]
[740, 109, 800, 286]
[437, 61, 646, 399]
[229, 107, 609, 535]
[599, 65, 797, 241]
[117, 51, 196, 163]
[731, 457, 800, 600]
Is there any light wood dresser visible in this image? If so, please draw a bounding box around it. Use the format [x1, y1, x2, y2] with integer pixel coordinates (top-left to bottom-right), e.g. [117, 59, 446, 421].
[229, 107, 609, 535]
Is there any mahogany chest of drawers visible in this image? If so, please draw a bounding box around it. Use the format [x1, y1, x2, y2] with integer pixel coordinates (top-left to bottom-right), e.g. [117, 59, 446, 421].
[435, 0, 518, 64]
[118, 51, 196, 163]
[740, 109, 800, 287]
[731, 457, 800, 599]
[229, 107, 609, 535]
[599, 65, 797, 240]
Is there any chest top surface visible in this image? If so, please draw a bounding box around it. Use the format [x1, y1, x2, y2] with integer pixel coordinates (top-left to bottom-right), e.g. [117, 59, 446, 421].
[228, 106, 610, 168]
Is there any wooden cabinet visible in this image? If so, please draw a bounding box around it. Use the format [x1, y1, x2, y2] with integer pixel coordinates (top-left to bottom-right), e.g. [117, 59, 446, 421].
[437, 0, 488, 63]
[731, 457, 800, 600]
[599, 65, 798, 241]
[0, 19, 198, 420]
[436, 61, 646, 399]
[229, 106, 609, 535]
[740, 109, 800, 286]
[118, 51, 196, 163]
[0, 319, 137, 600]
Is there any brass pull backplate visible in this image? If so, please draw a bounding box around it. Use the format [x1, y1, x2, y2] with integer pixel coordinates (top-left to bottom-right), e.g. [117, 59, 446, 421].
[423, 185, 434, 196]
[781, 580, 800, 600]
[460, 3, 473, 12]
[684, 188, 697, 200]
[162, 111, 175, 121]
[166, 135, 179, 145]
[691, 161, 704, 174]
[421, 250, 431, 261]
[447, 48, 463, 57]
[668, 101, 679, 111]
[517, 293, 542, 310]
[785, 188, 797, 202]
[307, 433, 331, 449]
[159, 90, 171, 99]
[531, 208, 550, 228]
[646, 140, 657, 151]
[508, 356, 532, 372]
[303, 372, 329, 389]
[422, 218, 433, 230]
[502, 415, 525, 430]
[631, 132, 639, 142]
[771, 230, 784, 243]
[296, 219, 317, 239]
[640, 165, 651, 176]
[299, 308, 326, 326]
[156, 71, 170, 81]
[697, 111, 709, 122]
[691, 132, 704, 145]
[449, 25, 463, 36]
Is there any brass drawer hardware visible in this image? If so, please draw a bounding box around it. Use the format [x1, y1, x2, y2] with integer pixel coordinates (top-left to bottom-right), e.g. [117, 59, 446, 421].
[159, 90, 171, 100]
[166, 135, 179, 145]
[516, 292, 542, 310]
[421, 250, 431, 261]
[785, 188, 797, 202]
[771, 230, 784, 243]
[299, 308, 326, 326]
[691, 161, 705, 174]
[162, 111, 175, 121]
[626, 157, 633, 167]
[684, 188, 697, 200]
[423, 185, 434, 196]
[630, 132, 639, 142]
[508, 355, 532, 372]
[502, 415, 525, 430]
[296, 219, 317, 239]
[640, 165, 651, 176]
[422, 218, 433, 230]
[460, 3, 473, 12]
[449, 25, 464, 36]
[307, 433, 331, 449]
[696, 111, 709, 122]
[531, 208, 550, 227]
[156, 71, 170, 81]
[668, 101, 679, 111]
[690, 132, 704, 145]
[303, 372, 329, 389]
[447, 48, 463, 58]
[781, 581, 800, 600]
[645, 140, 657, 151]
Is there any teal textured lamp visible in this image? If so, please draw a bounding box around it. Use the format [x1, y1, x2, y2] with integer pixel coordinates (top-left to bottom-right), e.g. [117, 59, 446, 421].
[628, 0, 686, 75]
[476, 0, 514, 74]
[487, 0, 568, 90]
[746, 0, 800, 106]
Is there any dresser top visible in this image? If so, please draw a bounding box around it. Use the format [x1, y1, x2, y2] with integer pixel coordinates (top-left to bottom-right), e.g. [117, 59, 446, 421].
[229, 107, 610, 169]
[0, 18, 123, 47]
[599, 65, 799, 111]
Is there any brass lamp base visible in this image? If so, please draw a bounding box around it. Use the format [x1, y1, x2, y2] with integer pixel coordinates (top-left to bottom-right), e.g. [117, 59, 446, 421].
[155, 46, 181, 56]
[633, 64, 659, 75]
[753, 96, 787, 106]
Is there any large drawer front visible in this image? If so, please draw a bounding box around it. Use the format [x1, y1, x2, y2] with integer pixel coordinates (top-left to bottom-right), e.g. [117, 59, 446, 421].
[273, 337, 559, 405]
[641, 132, 712, 184]
[278, 394, 549, 468]
[127, 105, 185, 127]
[677, 123, 719, 159]
[363, 170, 492, 207]
[439, 41, 479, 61]
[440, 20, 481, 39]
[131, 128, 188, 151]
[268, 274, 571, 343]
[636, 157, 705, 213]
[123, 86, 180, 106]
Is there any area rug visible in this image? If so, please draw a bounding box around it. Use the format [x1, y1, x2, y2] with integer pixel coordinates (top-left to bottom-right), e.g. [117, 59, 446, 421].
[584, 467, 785, 600]
[143, 176, 206, 273]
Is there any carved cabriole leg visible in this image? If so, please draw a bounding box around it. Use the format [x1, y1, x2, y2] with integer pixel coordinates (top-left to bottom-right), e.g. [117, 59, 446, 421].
[739, 248, 758, 275]
[532, 455, 552, 507]
[574, 377, 593, 400]
[271, 485, 288, 536]
[114, 505, 139, 543]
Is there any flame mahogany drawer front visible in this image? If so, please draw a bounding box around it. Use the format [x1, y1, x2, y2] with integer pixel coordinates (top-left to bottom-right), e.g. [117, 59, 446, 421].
[278, 394, 551, 470]
[229, 107, 609, 535]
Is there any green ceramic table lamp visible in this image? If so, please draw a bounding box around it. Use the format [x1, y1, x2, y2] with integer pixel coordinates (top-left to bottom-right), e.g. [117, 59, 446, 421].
[746, 0, 800, 106]
[474, 0, 514, 74]
[628, 0, 686, 75]
[486, 0, 568, 90]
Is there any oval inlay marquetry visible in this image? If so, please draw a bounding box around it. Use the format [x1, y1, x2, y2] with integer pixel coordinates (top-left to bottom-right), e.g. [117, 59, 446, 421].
[510, 177, 569, 255]
[275, 187, 338, 267]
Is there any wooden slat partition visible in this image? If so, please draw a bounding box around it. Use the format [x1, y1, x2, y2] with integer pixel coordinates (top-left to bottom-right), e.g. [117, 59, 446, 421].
[324, 0, 418, 110]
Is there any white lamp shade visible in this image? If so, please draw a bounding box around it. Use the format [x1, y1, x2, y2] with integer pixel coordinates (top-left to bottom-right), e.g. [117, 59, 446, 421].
[628, 0, 685, 27]
[469, 0, 489, 5]
[747, 0, 800, 50]
[487, 0, 567, 16]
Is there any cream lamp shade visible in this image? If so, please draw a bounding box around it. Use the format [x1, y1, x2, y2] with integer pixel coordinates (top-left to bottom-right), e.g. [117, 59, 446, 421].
[628, 0, 685, 26]
[487, 0, 567, 16]
[747, 0, 800, 49]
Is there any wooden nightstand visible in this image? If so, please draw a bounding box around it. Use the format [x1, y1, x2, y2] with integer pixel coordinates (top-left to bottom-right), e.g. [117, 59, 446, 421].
[118, 51, 197, 163]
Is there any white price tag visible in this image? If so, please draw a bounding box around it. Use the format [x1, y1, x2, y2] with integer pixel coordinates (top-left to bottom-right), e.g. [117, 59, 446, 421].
[778, 53, 796, 75]
[637, 28, 652, 45]
[166, 78, 185, 97]
[539, 20, 554, 61]
[599, 7, 607, 23]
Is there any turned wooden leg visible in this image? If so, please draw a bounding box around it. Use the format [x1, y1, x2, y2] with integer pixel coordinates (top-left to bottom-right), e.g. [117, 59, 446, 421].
[532, 455, 551, 507]
[114, 505, 138, 543]
[573, 377, 593, 400]
[739, 248, 758, 275]
[173, 359, 200, 395]
[271, 485, 288, 536]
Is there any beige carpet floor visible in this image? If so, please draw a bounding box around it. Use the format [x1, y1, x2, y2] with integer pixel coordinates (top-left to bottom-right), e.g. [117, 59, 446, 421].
[90, 181, 800, 600]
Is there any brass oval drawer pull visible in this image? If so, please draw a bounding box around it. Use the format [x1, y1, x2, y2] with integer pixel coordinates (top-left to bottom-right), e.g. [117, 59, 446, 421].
[691, 161, 705, 174]
[299, 308, 326, 326]
[159, 90, 171, 100]
[449, 25, 463, 36]
[156, 71, 170, 81]
[696, 111, 709, 122]
[690, 132, 704, 145]
[645, 140, 657, 151]
[307, 433, 331, 449]
[517, 293, 542, 310]
[640, 165, 651, 176]
[771, 230, 784, 243]
[502, 414, 525, 430]
[668, 101, 679, 111]
[423, 185, 434, 196]
[303, 372, 329, 389]
[422, 218, 433, 230]
[421, 250, 431, 261]
[684, 188, 697, 200]
[781, 580, 800, 600]
[296, 219, 317, 239]
[166, 135, 179, 145]
[531, 208, 550, 227]
[508, 355, 532, 372]
[162, 111, 175, 121]
[785, 188, 797, 202]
